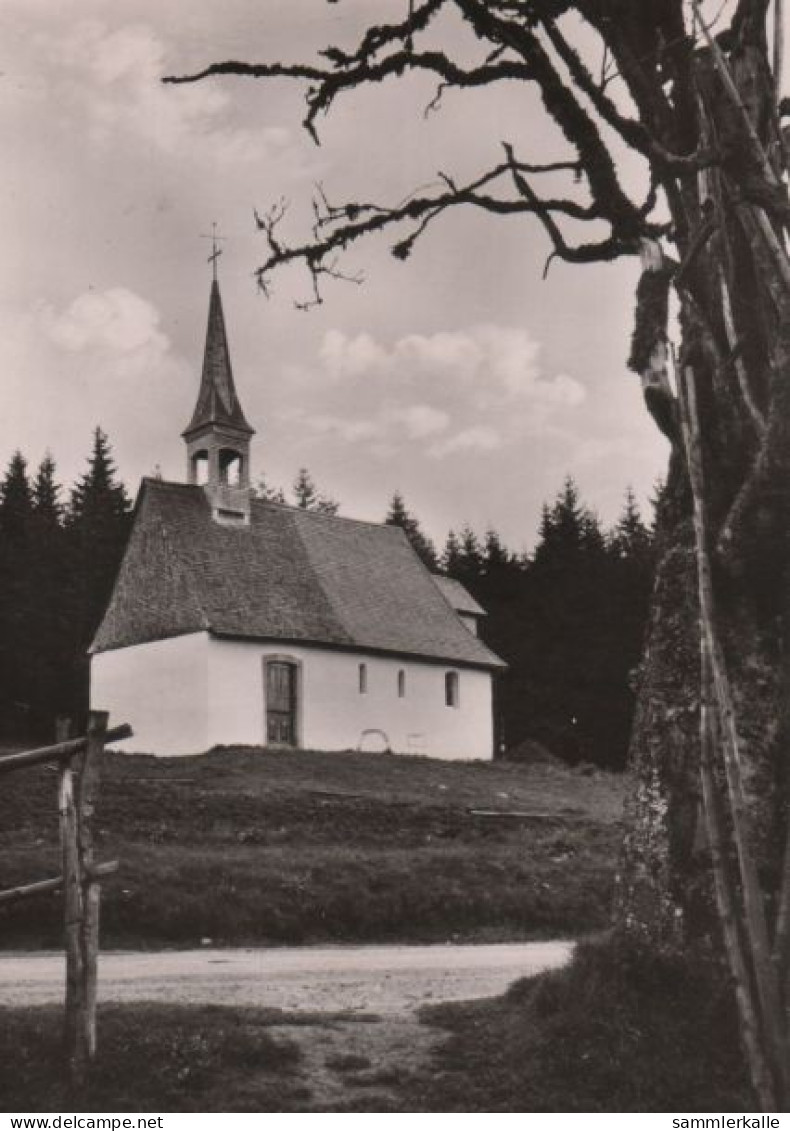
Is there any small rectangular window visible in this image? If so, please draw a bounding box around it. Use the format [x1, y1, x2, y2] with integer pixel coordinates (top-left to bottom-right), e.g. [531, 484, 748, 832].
[398, 670, 406, 698]
[445, 671, 459, 708]
[359, 662, 367, 694]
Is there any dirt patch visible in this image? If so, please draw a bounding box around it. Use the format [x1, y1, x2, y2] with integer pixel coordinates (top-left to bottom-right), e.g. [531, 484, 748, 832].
[268, 1015, 444, 1112]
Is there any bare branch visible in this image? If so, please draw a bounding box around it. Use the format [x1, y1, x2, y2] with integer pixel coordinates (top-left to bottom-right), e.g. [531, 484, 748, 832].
[501, 142, 637, 275]
[165, 51, 535, 144]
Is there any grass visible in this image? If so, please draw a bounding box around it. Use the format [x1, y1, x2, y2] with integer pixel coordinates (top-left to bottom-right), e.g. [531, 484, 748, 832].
[0, 746, 623, 948]
[0, 939, 752, 1112]
[0, 1003, 309, 1112]
[404, 938, 752, 1112]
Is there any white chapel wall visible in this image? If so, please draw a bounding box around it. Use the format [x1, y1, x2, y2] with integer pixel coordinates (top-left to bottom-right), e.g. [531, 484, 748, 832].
[206, 638, 494, 760]
[90, 632, 210, 755]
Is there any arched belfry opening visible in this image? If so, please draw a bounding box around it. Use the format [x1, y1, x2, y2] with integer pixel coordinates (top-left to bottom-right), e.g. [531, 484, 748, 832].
[182, 260, 256, 524]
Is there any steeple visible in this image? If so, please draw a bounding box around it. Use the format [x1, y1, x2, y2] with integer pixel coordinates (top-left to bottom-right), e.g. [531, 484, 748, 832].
[183, 264, 255, 524]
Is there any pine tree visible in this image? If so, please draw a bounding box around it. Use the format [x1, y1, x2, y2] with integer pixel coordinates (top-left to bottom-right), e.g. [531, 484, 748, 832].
[533, 477, 588, 570]
[483, 528, 510, 571]
[68, 428, 130, 531]
[292, 467, 318, 509]
[0, 452, 34, 735]
[0, 451, 33, 537]
[611, 487, 653, 568]
[67, 429, 132, 720]
[456, 525, 483, 582]
[256, 472, 286, 504]
[32, 454, 62, 527]
[28, 455, 69, 736]
[384, 491, 437, 569]
[292, 467, 339, 514]
[441, 529, 462, 576]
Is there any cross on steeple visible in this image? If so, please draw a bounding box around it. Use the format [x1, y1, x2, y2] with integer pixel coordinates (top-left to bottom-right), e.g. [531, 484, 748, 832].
[201, 222, 225, 281]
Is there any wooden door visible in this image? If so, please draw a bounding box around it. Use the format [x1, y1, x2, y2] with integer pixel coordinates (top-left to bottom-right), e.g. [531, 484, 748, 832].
[266, 661, 297, 746]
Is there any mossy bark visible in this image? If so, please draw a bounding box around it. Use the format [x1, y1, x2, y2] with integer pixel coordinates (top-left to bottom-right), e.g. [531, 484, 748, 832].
[616, 24, 790, 950]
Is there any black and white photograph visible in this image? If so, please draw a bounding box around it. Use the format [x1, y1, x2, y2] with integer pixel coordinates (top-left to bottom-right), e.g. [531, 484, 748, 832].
[0, 0, 788, 1116]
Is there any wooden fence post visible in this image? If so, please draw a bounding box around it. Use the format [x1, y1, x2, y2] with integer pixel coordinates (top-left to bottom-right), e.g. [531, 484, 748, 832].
[0, 717, 129, 1090]
[78, 710, 108, 1063]
[59, 753, 85, 1087]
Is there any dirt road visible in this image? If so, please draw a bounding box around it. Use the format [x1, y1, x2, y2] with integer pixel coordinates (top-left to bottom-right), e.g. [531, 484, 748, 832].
[0, 940, 573, 1015]
[2, 942, 574, 1110]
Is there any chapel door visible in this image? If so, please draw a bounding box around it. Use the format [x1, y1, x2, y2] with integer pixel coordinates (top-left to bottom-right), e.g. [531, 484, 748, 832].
[266, 660, 297, 746]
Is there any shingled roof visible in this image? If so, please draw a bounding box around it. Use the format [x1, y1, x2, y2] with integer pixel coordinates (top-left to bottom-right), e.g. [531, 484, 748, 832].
[432, 575, 486, 617]
[91, 479, 505, 670]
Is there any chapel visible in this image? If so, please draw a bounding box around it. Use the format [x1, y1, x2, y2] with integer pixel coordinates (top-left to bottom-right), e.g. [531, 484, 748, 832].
[89, 271, 504, 758]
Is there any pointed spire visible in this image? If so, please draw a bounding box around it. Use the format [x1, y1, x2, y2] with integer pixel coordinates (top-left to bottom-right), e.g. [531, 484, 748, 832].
[183, 278, 254, 439]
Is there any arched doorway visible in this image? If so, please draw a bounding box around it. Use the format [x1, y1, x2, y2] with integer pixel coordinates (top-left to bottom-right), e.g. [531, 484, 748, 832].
[264, 658, 299, 747]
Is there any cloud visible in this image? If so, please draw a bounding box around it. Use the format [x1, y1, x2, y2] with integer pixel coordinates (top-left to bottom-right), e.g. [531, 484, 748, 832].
[319, 329, 390, 381]
[282, 324, 586, 461]
[41, 287, 170, 371]
[41, 20, 314, 172]
[283, 410, 386, 445]
[390, 404, 450, 438]
[428, 425, 502, 459]
[313, 324, 586, 413]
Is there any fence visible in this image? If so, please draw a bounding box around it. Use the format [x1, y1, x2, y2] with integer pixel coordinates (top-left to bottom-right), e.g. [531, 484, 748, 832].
[0, 710, 132, 1087]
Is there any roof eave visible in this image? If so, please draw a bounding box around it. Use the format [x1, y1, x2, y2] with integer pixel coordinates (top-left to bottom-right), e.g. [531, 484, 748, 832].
[207, 628, 507, 671]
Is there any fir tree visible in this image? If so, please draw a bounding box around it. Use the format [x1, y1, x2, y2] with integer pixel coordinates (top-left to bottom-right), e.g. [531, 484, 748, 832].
[0, 451, 33, 537]
[256, 472, 286, 504]
[292, 467, 339, 514]
[28, 455, 69, 736]
[441, 529, 462, 575]
[68, 428, 130, 530]
[32, 454, 63, 527]
[533, 477, 589, 569]
[611, 487, 653, 567]
[483, 528, 510, 571]
[67, 429, 132, 719]
[456, 525, 483, 581]
[384, 491, 437, 569]
[0, 452, 34, 733]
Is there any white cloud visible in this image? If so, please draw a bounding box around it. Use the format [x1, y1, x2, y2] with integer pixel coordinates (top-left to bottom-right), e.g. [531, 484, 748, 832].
[319, 329, 389, 381]
[42, 287, 168, 358]
[390, 404, 449, 438]
[275, 324, 586, 468]
[313, 324, 586, 412]
[284, 410, 386, 444]
[428, 425, 502, 459]
[40, 20, 313, 171]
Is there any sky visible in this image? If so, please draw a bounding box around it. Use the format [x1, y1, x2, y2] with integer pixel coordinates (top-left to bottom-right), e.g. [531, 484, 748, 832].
[0, 0, 672, 552]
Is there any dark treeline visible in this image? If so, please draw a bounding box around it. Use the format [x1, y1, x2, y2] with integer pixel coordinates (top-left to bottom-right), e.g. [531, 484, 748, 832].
[1, 442, 653, 768]
[385, 480, 656, 771]
[0, 429, 131, 741]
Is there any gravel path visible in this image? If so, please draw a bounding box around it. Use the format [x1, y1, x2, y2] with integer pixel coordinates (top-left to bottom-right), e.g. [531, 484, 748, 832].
[0, 940, 573, 1016]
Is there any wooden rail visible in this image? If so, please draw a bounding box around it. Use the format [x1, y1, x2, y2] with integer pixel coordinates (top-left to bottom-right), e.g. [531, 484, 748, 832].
[0, 861, 118, 906]
[0, 723, 132, 775]
[1, 711, 132, 1090]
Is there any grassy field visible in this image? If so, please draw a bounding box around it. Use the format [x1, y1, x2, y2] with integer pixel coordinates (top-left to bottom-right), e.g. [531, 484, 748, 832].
[0, 746, 623, 948]
[0, 941, 750, 1112]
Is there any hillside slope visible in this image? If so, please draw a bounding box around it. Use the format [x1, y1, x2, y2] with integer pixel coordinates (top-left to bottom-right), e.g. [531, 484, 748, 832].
[0, 748, 623, 948]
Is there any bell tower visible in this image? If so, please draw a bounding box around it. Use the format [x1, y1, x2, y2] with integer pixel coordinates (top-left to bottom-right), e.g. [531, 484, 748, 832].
[183, 238, 255, 524]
